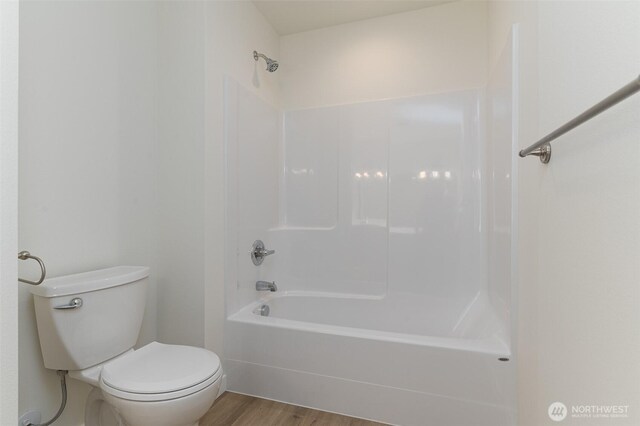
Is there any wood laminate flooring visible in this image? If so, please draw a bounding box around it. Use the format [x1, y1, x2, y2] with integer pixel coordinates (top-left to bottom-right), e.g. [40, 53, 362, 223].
[200, 392, 387, 426]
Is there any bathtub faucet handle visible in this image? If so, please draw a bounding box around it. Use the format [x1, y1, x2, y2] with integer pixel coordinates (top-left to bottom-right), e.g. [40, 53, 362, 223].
[251, 240, 275, 265]
[261, 248, 276, 257]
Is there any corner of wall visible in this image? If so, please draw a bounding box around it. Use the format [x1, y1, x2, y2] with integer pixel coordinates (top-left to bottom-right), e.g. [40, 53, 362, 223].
[0, 0, 20, 423]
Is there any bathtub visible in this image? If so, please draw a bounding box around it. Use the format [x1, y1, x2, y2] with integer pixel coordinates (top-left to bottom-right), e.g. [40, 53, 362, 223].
[225, 291, 515, 426]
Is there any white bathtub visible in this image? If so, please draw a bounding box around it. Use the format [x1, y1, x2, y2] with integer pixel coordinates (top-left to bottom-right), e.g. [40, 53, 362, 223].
[225, 292, 515, 426]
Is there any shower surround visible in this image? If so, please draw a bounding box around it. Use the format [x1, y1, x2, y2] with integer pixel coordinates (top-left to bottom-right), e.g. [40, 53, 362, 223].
[223, 29, 518, 426]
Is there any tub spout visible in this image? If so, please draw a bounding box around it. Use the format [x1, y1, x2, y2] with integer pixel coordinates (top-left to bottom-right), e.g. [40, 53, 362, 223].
[256, 280, 277, 292]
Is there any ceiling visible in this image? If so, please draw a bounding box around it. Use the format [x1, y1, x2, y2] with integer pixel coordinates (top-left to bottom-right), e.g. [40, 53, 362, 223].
[253, 1, 456, 35]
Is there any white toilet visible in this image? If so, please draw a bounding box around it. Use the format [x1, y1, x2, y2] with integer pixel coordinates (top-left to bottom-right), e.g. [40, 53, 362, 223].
[29, 266, 222, 426]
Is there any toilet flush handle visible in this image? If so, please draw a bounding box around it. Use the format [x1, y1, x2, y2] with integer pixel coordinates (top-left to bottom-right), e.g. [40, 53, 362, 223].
[54, 298, 83, 310]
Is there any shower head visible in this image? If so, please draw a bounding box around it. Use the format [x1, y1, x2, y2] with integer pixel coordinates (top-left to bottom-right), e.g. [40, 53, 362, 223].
[253, 50, 279, 72]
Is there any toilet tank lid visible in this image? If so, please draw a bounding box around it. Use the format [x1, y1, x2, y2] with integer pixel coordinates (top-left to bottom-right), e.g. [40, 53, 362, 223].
[29, 266, 150, 298]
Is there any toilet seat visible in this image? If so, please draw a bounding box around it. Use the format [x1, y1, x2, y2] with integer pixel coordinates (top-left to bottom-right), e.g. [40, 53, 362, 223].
[99, 342, 221, 402]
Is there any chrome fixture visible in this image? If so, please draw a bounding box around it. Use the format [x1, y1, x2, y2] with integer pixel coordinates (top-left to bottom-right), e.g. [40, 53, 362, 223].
[526, 143, 552, 164]
[256, 280, 277, 292]
[251, 240, 275, 265]
[18, 251, 46, 285]
[54, 298, 83, 310]
[520, 74, 640, 163]
[257, 304, 270, 317]
[253, 50, 279, 72]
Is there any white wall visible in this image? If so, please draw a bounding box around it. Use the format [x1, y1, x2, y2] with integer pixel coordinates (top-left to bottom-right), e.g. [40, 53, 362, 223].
[0, 0, 19, 423]
[19, 2, 159, 424]
[156, 1, 207, 347]
[204, 0, 280, 355]
[489, 1, 640, 425]
[280, 0, 488, 109]
[533, 2, 640, 424]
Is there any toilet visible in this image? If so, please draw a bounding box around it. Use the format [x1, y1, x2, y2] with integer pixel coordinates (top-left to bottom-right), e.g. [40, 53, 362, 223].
[29, 266, 222, 426]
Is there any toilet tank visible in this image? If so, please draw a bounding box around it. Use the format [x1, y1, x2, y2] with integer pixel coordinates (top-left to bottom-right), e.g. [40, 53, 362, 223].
[29, 266, 149, 371]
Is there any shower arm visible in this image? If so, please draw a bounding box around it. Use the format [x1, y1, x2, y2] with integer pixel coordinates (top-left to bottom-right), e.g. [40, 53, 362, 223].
[253, 51, 267, 62]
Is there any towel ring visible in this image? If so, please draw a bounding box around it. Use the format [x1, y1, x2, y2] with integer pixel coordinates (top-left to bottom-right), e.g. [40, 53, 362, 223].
[18, 251, 46, 285]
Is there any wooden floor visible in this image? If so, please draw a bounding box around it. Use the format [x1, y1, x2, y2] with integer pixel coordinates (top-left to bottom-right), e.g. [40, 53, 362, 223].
[200, 392, 386, 426]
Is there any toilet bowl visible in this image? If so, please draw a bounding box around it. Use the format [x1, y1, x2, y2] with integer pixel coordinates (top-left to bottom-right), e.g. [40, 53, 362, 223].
[97, 342, 222, 426]
[29, 266, 224, 426]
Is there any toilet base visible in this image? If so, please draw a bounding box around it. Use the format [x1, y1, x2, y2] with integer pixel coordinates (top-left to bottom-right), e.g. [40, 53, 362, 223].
[85, 388, 125, 426]
[85, 376, 221, 426]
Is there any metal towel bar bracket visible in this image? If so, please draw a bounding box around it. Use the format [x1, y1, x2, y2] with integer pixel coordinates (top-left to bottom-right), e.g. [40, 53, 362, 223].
[520, 74, 640, 164]
[18, 251, 47, 285]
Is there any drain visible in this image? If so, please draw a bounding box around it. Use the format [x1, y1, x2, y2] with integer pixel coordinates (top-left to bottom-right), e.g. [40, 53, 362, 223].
[258, 304, 270, 317]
